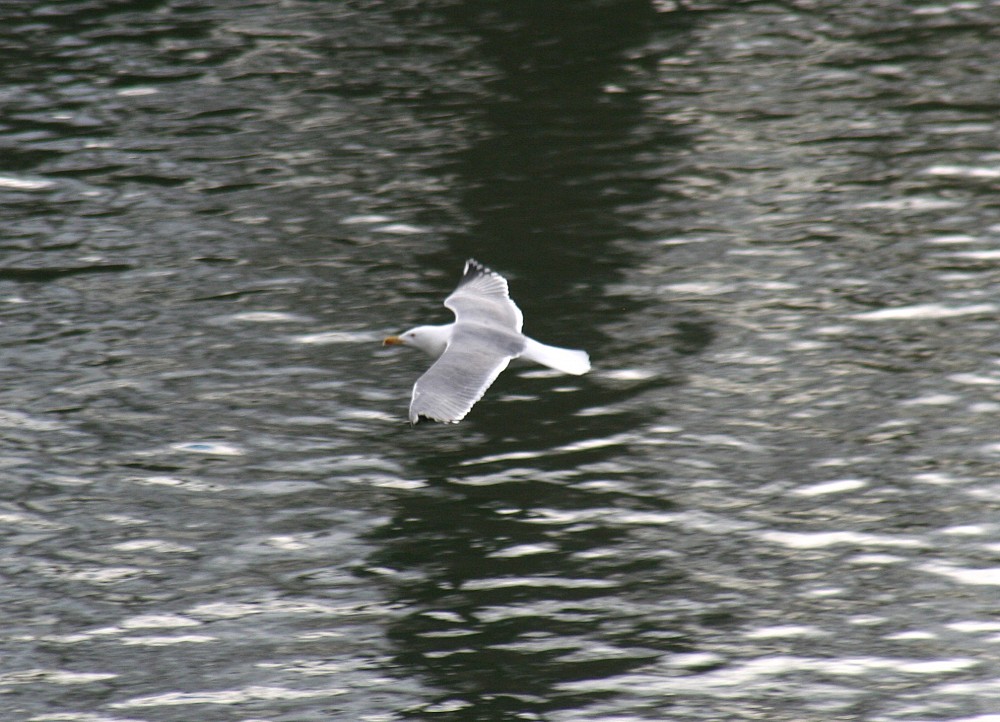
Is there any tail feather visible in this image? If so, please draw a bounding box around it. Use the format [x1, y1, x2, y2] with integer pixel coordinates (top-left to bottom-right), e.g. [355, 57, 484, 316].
[521, 338, 591, 375]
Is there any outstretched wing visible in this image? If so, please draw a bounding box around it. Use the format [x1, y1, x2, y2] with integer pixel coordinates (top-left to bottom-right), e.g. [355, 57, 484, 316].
[444, 259, 523, 332]
[409, 325, 525, 424]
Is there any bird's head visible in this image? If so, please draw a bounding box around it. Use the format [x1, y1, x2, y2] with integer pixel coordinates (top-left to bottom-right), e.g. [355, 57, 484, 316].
[383, 324, 451, 358]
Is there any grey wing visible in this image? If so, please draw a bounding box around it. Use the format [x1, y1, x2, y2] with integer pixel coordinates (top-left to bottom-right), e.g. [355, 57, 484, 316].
[444, 259, 524, 332]
[408, 326, 524, 423]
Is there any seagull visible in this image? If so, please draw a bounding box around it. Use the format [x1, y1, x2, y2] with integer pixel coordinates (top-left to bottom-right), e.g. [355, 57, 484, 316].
[383, 259, 590, 424]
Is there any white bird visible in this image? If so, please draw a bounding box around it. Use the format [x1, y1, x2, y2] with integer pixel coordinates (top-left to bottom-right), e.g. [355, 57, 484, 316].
[383, 259, 591, 424]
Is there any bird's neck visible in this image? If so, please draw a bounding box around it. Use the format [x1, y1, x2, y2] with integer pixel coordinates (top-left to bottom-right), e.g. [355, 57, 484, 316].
[415, 324, 453, 358]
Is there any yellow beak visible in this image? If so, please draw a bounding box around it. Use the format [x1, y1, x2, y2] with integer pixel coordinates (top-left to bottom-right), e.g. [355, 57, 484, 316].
[383, 335, 403, 346]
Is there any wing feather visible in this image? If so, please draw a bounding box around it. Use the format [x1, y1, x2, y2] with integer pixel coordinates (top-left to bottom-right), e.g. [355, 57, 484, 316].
[444, 259, 523, 332]
[408, 324, 524, 423]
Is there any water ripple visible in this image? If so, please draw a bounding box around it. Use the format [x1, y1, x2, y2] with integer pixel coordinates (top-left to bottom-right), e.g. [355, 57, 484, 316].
[1, 1, 998, 721]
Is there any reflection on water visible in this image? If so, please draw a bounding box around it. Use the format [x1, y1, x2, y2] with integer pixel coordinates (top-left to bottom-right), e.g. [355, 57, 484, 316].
[1, 1, 999, 721]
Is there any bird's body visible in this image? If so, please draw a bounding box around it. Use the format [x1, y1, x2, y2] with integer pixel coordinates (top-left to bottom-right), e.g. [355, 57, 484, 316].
[383, 260, 590, 424]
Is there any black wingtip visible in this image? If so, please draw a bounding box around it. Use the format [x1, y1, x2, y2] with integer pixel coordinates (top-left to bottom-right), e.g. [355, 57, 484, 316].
[458, 258, 492, 286]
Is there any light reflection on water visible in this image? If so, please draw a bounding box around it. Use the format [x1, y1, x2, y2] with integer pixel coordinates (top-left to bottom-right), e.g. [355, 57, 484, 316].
[1, 0, 999, 721]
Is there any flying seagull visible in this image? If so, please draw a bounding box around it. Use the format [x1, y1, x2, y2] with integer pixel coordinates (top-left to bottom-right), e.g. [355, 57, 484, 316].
[383, 259, 590, 424]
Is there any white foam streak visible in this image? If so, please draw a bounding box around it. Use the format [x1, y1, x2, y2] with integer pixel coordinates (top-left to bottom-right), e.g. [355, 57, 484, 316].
[853, 303, 997, 320]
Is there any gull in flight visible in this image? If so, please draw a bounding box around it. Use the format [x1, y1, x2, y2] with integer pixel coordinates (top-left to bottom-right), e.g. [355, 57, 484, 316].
[383, 259, 590, 423]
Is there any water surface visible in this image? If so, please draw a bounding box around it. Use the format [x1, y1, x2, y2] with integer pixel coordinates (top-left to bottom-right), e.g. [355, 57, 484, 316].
[1, 1, 999, 720]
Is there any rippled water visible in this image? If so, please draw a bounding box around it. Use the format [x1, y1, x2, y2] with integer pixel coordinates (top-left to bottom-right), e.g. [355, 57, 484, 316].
[2, 1, 999, 720]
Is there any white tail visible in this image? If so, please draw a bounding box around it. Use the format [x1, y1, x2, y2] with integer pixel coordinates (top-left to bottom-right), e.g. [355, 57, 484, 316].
[521, 337, 591, 375]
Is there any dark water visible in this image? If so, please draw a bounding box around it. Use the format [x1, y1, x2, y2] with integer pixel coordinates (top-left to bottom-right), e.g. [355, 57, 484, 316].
[2, 1, 1000, 720]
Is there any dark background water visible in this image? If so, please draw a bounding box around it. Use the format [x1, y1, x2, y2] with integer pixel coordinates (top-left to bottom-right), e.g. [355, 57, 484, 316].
[2, 1, 999, 720]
